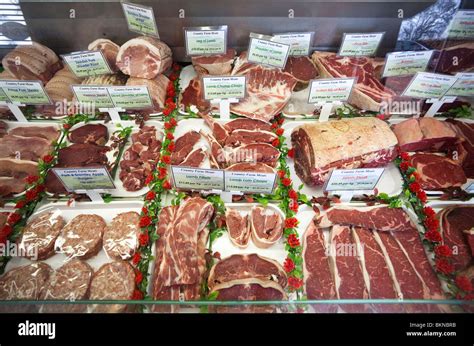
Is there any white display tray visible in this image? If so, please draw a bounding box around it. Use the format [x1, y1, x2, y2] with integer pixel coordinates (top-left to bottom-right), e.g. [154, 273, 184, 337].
[213, 203, 287, 265]
[3, 200, 144, 311]
[47, 120, 164, 198]
[282, 121, 403, 200]
[114, 120, 164, 197]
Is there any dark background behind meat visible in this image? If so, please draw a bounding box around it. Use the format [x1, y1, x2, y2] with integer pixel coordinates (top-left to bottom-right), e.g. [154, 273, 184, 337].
[10, 0, 473, 61]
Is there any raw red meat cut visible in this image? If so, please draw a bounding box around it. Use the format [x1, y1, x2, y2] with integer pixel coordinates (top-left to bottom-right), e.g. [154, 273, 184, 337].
[224, 118, 273, 133]
[438, 206, 474, 271]
[2, 42, 61, 84]
[0, 158, 38, 197]
[318, 205, 416, 232]
[250, 206, 283, 248]
[373, 231, 432, 313]
[171, 131, 201, 165]
[408, 153, 467, 190]
[201, 131, 226, 168]
[446, 119, 474, 178]
[303, 219, 337, 302]
[116, 36, 172, 79]
[0, 134, 52, 162]
[200, 113, 228, 145]
[330, 225, 369, 312]
[119, 126, 162, 191]
[225, 208, 251, 248]
[155, 197, 214, 286]
[283, 56, 318, 84]
[191, 49, 236, 75]
[312, 51, 396, 111]
[209, 278, 287, 312]
[226, 162, 275, 173]
[208, 253, 287, 290]
[392, 228, 445, 300]
[428, 41, 474, 74]
[291, 117, 398, 186]
[392, 117, 457, 152]
[230, 63, 297, 123]
[88, 38, 120, 72]
[352, 226, 400, 312]
[9, 126, 59, 143]
[180, 148, 207, 167]
[227, 143, 280, 167]
[68, 124, 108, 145]
[225, 129, 277, 147]
[180, 77, 211, 113]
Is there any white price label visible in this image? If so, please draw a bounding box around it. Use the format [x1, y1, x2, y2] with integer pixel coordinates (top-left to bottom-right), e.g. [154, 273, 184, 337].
[62, 51, 112, 77]
[338, 32, 384, 57]
[52, 167, 115, 192]
[224, 171, 277, 194]
[402, 72, 458, 99]
[0, 80, 51, 105]
[184, 27, 227, 55]
[324, 168, 385, 192]
[308, 78, 356, 104]
[203, 76, 246, 100]
[447, 73, 474, 97]
[272, 32, 313, 56]
[171, 166, 225, 191]
[122, 2, 159, 37]
[247, 36, 290, 69]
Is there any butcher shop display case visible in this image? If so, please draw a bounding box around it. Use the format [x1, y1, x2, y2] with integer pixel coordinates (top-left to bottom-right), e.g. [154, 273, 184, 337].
[0, 0, 473, 316]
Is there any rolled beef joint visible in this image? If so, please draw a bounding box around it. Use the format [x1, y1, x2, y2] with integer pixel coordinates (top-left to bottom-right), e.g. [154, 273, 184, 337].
[116, 36, 172, 79]
[291, 117, 398, 186]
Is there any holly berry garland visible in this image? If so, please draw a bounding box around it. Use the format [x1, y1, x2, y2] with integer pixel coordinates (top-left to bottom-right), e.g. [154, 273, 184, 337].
[269, 114, 304, 297]
[131, 63, 182, 302]
[396, 152, 473, 301]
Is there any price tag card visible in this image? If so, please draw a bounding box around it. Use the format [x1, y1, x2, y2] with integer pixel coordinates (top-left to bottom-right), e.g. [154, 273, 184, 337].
[446, 72, 474, 97]
[324, 168, 384, 192]
[224, 171, 277, 194]
[272, 32, 313, 56]
[121, 2, 159, 38]
[402, 72, 458, 99]
[203, 76, 246, 100]
[184, 26, 227, 56]
[382, 50, 434, 78]
[72, 85, 114, 108]
[447, 10, 474, 39]
[0, 80, 51, 105]
[171, 166, 225, 191]
[52, 167, 115, 192]
[62, 51, 112, 77]
[107, 86, 153, 109]
[338, 32, 384, 57]
[308, 78, 355, 103]
[247, 36, 290, 69]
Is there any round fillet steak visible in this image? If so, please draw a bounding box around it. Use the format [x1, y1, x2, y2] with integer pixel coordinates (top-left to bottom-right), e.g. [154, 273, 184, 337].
[89, 261, 135, 313]
[40, 259, 93, 313]
[68, 124, 109, 145]
[55, 214, 107, 260]
[0, 263, 52, 312]
[103, 211, 140, 260]
[18, 210, 66, 260]
[250, 206, 284, 248]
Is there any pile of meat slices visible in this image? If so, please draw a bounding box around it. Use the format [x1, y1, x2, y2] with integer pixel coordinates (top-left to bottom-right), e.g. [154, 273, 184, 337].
[119, 126, 162, 192]
[0, 121, 59, 197]
[181, 51, 318, 123]
[151, 197, 214, 313]
[171, 114, 280, 171]
[392, 117, 472, 191]
[303, 205, 447, 313]
[45, 123, 111, 195]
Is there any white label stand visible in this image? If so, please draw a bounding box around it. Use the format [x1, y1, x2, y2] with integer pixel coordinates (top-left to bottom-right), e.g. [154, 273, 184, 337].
[99, 107, 125, 123]
[425, 96, 456, 117]
[75, 189, 105, 203]
[211, 98, 239, 120]
[211, 189, 243, 203]
[336, 191, 355, 203]
[0, 102, 28, 122]
[317, 101, 341, 122]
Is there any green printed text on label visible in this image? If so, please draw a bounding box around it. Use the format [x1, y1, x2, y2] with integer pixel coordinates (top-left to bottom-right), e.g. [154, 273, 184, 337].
[122, 2, 159, 37]
[108, 86, 153, 109]
[308, 78, 355, 103]
[247, 38, 290, 68]
[339, 33, 384, 57]
[63, 51, 111, 77]
[0, 80, 51, 105]
[203, 76, 246, 100]
[185, 30, 226, 55]
[402, 72, 458, 99]
[382, 51, 433, 78]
